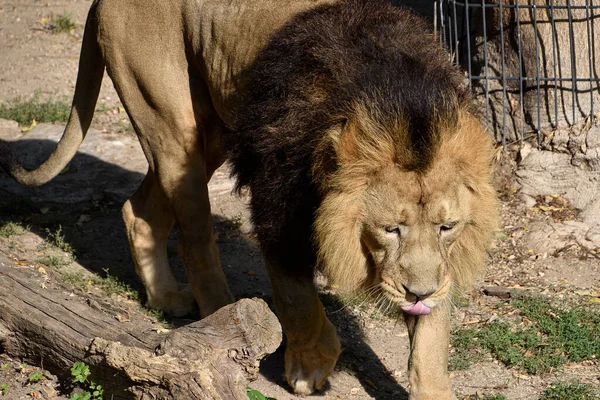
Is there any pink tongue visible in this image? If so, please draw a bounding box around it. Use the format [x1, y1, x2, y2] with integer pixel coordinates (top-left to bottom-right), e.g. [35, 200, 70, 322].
[401, 301, 431, 315]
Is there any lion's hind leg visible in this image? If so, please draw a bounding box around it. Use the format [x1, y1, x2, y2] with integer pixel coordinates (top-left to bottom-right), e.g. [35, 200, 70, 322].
[101, 16, 234, 317]
[122, 170, 196, 317]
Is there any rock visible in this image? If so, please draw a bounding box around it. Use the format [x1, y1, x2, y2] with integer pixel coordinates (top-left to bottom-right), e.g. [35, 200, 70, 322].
[0, 118, 21, 139]
[517, 148, 599, 210]
[520, 193, 537, 208]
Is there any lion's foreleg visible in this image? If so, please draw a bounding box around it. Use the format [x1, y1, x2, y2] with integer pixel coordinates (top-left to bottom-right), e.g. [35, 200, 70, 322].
[265, 263, 341, 395]
[405, 302, 455, 400]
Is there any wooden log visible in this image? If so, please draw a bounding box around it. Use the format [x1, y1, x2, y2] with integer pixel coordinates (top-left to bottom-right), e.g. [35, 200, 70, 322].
[0, 256, 282, 399]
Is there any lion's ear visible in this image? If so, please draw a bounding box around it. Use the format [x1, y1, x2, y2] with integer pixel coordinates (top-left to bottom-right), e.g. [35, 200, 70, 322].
[330, 119, 360, 163]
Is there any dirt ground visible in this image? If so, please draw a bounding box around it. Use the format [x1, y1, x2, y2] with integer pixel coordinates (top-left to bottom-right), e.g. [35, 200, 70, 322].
[0, 0, 599, 399]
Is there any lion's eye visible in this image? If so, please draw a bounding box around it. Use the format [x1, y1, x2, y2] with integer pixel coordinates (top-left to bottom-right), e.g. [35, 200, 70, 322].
[440, 221, 458, 233]
[384, 225, 401, 234]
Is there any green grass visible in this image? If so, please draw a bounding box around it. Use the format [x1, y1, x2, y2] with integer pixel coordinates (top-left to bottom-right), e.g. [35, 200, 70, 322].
[28, 371, 44, 383]
[61, 272, 88, 292]
[0, 97, 70, 126]
[117, 120, 134, 133]
[44, 226, 75, 255]
[541, 381, 597, 400]
[0, 222, 25, 238]
[0, 383, 8, 396]
[62, 269, 139, 301]
[36, 254, 71, 269]
[247, 389, 276, 400]
[449, 327, 485, 371]
[139, 307, 172, 327]
[450, 294, 600, 374]
[47, 12, 78, 33]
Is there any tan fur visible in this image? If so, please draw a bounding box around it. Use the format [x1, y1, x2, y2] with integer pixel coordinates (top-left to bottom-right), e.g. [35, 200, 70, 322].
[316, 110, 497, 292]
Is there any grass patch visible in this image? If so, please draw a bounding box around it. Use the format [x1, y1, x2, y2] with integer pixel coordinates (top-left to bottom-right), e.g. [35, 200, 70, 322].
[117, 120, 134, 133]
[28, 371, 44, 383]
[247, 389, 276, 400]
[92, 269, 139, 300]
[541, 381, 597, 400]
[47, 12, 78, 33]
[36, 254, 71, 269]
[43, 226, 75, 255]
[0, 222, 25, 238]
[0, 97, 70, 126]
[139, 307, 172, 327]
[450, 294, 600, 373]
[61, 272, 89, 292]
[62, 269, 139, 301]
[449, 327, 485, 371]
[0, 383, 7, 396]
[0, 96, 71, 126]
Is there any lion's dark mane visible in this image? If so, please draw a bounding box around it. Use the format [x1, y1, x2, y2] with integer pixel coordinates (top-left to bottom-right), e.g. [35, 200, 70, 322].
[223, 0, 468, 275]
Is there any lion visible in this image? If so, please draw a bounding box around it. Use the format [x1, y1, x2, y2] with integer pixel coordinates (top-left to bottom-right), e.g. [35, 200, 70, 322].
[0, 0, 498, 398]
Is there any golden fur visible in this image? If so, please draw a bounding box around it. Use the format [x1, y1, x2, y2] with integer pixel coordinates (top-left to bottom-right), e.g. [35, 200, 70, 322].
[316, 108, 497, 295]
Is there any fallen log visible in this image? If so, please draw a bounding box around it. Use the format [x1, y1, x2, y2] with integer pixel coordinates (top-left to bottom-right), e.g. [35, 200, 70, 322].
[0, 256, 282, 399]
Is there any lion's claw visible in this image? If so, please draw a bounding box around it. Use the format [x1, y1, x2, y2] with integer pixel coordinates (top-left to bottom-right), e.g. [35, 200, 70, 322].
[285, 347, 337, 395]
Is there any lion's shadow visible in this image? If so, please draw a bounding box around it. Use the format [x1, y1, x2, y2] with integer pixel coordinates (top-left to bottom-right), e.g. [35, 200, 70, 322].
[0, 138, 408, 399]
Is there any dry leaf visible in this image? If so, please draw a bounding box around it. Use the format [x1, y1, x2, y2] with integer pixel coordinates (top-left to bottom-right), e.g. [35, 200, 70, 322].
[21, 119, 37, 133]
[115, 313, 130, 323]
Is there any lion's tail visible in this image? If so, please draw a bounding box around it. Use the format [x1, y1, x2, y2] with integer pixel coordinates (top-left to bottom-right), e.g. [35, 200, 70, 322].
[0, 4, 105, 187]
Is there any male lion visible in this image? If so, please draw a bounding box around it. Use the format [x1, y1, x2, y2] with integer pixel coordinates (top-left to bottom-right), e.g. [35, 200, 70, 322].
[0, 0, 498, 398]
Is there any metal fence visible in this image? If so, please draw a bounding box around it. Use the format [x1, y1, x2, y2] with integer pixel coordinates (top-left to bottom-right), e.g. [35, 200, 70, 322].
[435, 0, 600, 146]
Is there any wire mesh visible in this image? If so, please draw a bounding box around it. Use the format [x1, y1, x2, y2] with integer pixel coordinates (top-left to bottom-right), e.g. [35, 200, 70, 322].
[436, 0, 600, 145]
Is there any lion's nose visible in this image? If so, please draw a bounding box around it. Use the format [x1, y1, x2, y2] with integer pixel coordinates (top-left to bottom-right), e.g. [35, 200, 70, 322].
[402, 284, 436, 299]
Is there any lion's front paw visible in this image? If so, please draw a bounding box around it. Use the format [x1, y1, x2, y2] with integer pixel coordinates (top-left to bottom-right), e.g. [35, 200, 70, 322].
[284, 319, 341, 395]
[409, 383, 456, 400]
[147, 287, 197, 317]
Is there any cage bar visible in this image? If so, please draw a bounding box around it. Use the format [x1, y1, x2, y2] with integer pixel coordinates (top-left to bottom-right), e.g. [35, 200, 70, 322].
[436, 0, 600, 145]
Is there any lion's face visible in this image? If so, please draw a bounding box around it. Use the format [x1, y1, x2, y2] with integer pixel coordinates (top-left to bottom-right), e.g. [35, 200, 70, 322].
[360, 164, 474, 313]
[315, 111, 497, 314]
